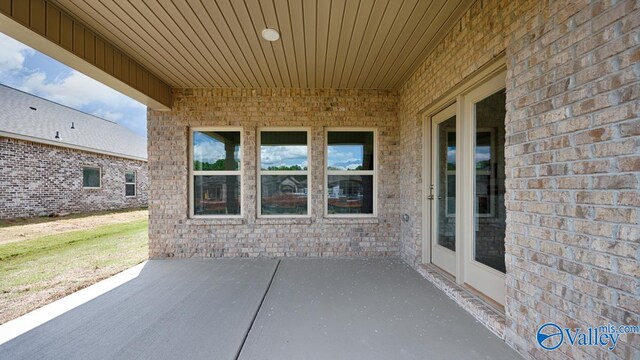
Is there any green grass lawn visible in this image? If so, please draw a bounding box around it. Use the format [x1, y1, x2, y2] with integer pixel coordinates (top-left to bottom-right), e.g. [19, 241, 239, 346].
[0, 219, 148, 324]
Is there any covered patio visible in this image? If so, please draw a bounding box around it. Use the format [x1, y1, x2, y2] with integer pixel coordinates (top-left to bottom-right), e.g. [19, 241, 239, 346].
[0, 259, 519, 359]
[0, 0, 638, 358]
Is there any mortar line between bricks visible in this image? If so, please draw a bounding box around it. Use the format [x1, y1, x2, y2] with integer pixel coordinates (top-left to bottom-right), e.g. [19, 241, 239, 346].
[235, 259, 281, 360]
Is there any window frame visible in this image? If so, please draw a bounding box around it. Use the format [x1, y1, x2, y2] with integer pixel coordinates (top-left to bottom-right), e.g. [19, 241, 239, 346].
[189, 127, 243, 219]
[82, 166, 102, 189]
[125, 170, 137, 197]
[324, 127, 378, 218]
[257, 127, 312, 219]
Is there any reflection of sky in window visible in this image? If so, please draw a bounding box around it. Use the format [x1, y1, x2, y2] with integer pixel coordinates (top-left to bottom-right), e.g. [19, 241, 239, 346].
[476, 146, 491, 169]
[328, 145, 364, 170]
[261, 145, 308, 169]
[193, 132, 240, 164]
[447, 148, 456, 166]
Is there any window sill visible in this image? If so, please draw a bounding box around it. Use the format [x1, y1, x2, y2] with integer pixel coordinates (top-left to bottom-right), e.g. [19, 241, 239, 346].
[255, 218, 313, 225]
[185, 218, 245, 226]
[323, 217, 379, 224]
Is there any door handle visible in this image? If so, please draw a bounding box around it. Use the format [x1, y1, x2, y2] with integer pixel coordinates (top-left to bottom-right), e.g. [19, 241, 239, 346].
[427, 195, 434, 200]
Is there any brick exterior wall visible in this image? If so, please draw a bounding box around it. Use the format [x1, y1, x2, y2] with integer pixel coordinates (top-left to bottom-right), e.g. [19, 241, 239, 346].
[398, 0, 639, 359]
[147, 89, 400, 258]
[0, 137, 148, 219]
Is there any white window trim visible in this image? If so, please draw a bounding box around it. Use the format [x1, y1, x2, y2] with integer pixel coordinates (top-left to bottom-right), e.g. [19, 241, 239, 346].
[257, 127, 312, 219]
[82, 166, 102, 189]
[125, 170, 137, 198]
[324, 127, 378, 218]
[189, 127, 243, 219]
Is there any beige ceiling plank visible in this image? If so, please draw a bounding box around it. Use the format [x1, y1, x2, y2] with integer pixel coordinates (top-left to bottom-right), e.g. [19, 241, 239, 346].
[349, 0, 397, 88]
[390, 0, 473, 88]
[376, 0, 449, 88]
[303, 0, 316, 88]
[365, 0, 434, 88]
[360, 0, 418, 88]
[190, 0, 253, 88]
[226, 0, 277, 88]
[141, 0, 218, 87]
[288, 0, 307, 88]
[172, 1, 243, 87]
[244, 0, 285, 87]
[314, 0, 330, 88]
[110, 0, 202, 87]
[56, 0, 190, 87]
[330, 0, 360, 88]
[322, 0, 345, 88]
[337, 0, 377, 88]
[202, 0, 265, 87]
[259, 0, 291, 87]
[273, 0, 299, 87]
[216, 0, 270, 88]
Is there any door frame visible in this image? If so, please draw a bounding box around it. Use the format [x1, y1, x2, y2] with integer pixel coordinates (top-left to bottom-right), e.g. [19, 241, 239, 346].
[420, 55, 507, 292]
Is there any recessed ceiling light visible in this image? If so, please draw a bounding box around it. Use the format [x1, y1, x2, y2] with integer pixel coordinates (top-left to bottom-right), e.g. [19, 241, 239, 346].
[261, 28, 280, 41]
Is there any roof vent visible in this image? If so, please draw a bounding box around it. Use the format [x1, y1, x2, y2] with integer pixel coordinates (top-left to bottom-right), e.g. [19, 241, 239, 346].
[54, 131, 60, 139]
[29, 106, 37, 111]
[71, 122, 75, 129]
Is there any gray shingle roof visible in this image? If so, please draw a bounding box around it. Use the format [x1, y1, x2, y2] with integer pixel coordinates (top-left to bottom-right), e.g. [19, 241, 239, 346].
[0, 84, 147, 160]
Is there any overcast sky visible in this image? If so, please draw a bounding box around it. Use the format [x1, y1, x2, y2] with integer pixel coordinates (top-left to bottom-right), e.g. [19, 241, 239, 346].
[0, 32, 147, 138]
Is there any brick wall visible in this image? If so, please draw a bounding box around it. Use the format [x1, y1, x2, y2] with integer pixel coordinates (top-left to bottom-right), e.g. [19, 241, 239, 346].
[398, 0, 639, 358]
[0, 137, 148, 219]
[147, 89, 400, 258]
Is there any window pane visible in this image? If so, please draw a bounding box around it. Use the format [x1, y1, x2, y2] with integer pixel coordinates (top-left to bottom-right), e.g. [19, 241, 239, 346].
[261, 175, 308, 215]
[327, 131, 374, 170]
[436, 117, 456, 251]
[261, 131, 308, 170]
[476, 132, 492, 171]
[194, 175, 241, 215]
[193, 131, 241, 171]
[83, 168, 100, 188]
[125, 184, 136, 196]
[327, 175, 373, 214]
[125, 172, 135, 183]
[474, 88, 506, 273]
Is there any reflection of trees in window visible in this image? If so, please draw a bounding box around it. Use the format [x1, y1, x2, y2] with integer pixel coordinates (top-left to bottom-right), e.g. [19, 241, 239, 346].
[259, 130, 309, 216]
[192, 130, 241, 216]
[326, 130, 375, 216]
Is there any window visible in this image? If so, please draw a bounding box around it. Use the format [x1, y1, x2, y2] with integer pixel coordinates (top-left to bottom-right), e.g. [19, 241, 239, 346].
[190, 128, 242, 217]
[325, 129, 376, 217]
[258, 129, 310, 217]
[82, 167, 101, 188]
[125, 171, 136, 197]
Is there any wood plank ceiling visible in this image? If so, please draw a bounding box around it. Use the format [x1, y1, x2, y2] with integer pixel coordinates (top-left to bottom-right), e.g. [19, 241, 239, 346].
[51, 0, 473, 89]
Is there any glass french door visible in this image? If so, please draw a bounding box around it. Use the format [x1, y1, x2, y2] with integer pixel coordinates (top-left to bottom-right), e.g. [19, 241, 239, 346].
[429, 104, 457, 276]
[462, 72, 507, 305]
[425, 70, 507, 306]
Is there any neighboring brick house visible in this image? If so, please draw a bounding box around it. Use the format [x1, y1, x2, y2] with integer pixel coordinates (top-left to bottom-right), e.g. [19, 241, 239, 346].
[0, 85, 148, 219]
[0, 0, 638, 358]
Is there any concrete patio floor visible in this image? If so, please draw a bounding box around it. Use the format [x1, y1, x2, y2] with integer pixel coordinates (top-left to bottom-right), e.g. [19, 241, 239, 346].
[0, 258, 520, 359]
